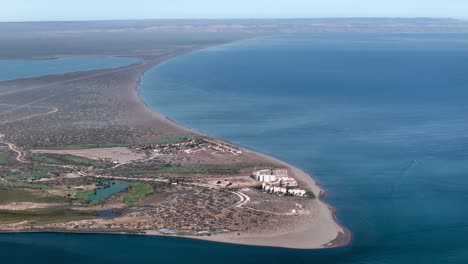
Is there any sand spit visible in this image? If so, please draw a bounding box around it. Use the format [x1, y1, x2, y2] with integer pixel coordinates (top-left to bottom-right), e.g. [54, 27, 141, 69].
[124, 54, 350, 248]
[0, 45, 350, 249]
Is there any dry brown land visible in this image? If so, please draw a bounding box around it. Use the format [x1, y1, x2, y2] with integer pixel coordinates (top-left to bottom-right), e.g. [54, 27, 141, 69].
[0, 32, 349, 249]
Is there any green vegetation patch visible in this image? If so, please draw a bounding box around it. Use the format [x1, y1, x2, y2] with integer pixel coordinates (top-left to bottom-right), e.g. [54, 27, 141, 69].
[123, 182, 154, 204]
[30, 154, 107, 168]
[74, 189, 95, 203]
[29, 155, 59, 164]
[0, 151, 12, 164]
[0, 208, 94, 224]
[28, 165, 59, 172]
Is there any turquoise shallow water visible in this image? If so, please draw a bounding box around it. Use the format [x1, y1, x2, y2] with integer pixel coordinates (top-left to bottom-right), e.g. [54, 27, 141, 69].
[88, 182, 129, 204]
[0, 57, 140, 81]
[1, 34, 468, 263]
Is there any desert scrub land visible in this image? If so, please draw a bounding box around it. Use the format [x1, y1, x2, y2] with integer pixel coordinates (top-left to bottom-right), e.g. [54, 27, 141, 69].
[30, 134, 196, 150]
[3, 172, 51, 180]
[0, 181, 50, 190]
[156, 165, 253, 175]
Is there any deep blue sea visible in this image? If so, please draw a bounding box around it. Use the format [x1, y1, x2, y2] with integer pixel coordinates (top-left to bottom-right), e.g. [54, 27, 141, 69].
[2, 34, 468, 263]
[0, 57, 140, 81]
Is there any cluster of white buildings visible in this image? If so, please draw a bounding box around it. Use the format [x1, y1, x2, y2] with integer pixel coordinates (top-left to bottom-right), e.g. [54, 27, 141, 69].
[202, 138, 243, 154]
[261, 182, 306, 196]
[253, 169, 287, 181]
[134, 138, 242, 155]
[252, 169, 307, 197]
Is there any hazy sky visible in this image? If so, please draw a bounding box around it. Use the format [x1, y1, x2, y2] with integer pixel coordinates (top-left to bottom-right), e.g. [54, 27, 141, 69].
[1, 0, 467, 22]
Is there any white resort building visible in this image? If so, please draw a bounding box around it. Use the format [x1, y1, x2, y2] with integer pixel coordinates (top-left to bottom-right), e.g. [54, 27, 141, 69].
[252, 169, 289, 182]
[252, 169, 306, 197]
[261, 183, 306, 197]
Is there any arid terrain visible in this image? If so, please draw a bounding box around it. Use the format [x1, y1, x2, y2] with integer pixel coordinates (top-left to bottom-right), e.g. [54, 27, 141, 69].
[0, 51, 348, 248]
[4, 18, 466, 249]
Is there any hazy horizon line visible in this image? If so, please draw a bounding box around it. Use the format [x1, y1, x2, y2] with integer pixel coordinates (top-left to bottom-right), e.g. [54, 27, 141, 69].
[0, 16, 466, 24]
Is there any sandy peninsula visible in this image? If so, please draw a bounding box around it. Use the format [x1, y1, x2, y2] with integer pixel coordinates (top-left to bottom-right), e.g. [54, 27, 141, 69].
[0, 44, 350, 249]
[118, 50, 350, 248]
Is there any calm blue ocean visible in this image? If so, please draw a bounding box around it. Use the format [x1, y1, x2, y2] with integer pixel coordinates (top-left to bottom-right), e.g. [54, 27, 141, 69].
[1, 34, 468, 263]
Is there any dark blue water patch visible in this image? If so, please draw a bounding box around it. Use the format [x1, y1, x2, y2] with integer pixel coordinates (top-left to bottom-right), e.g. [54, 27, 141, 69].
[0, 233, 352, 264]
[0, 57, 140, 81]
[95, 206, 153, 218]
[137, 34, 468, 263]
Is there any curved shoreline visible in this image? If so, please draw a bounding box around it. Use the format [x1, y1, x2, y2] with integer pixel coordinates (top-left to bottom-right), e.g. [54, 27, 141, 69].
[0, 42, 351, 249]
[132, 45, 351, 249]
